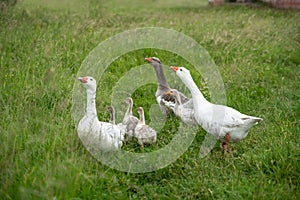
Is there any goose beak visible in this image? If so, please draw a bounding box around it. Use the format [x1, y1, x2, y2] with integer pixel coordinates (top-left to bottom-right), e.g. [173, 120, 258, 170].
[145, 57, 152, 62]
[165, 91, 171, 96]
[78, 77, 88, 83]
[170, 66, 179, 72]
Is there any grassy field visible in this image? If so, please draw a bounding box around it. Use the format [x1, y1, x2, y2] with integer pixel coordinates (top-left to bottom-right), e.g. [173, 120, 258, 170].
[1, 0, 300, 199]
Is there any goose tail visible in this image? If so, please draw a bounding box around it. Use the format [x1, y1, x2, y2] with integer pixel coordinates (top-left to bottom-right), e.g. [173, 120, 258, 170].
[247, 116, 263, 125]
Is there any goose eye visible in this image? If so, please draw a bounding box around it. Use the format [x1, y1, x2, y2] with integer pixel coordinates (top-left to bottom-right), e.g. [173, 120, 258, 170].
[90, 78, 93, 81]
[180, 69, 182, 71]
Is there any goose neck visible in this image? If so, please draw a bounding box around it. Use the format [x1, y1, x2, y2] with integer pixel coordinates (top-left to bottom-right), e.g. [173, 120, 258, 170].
[184, 77, 208, 103]
[175, 93, 182, 105]
[138, 111, 145, 125]
[86, 90, 97, 116]
[126, 101, 133, 115]
[109, 109, 115, 124]
[153, 64, 169, 90]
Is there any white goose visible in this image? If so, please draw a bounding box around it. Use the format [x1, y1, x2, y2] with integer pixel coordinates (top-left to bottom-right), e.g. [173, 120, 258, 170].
[122, 97, 139, 142]
[134, 107, 157, 148]
[145, 57, 190, 115]
[77, 76, 125, 152]
[165, 89, 196, 125]
[170, 66, 263, 152]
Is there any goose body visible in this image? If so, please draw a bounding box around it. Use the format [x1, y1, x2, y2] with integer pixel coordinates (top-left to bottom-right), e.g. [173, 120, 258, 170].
[171, 66, 263, 152]
[145, 57, 190, 115]
[165, 89, 196, 125]
[77, 76, 125, 152]
[134, 107, 157, 148]
[122, 97, 139, 142]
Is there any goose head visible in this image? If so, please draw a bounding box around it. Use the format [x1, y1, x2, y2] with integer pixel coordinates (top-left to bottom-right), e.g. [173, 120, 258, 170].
[145, 57, 161, 68]
[137, 107, 144, 114]
[165, 90, 171, 96]
[165, 89, 181, 103]
[170, 66, 192, 83]
[78, 76, 97, 92]
[106, 105, 115, 114]
[125, 97, 133, 105]
[165, 89, 178, 97]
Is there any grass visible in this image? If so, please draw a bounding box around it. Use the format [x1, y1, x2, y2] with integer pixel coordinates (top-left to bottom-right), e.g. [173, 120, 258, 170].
[1, 0, 300, 199]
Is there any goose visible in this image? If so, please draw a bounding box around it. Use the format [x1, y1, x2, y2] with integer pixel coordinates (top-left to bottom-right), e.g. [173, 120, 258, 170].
[122, 97, 139, 142]
[107, 105, 116, 124]
[77, 76, 125, 152]
[107, 105, 127, 134]
[165, 89, 196, 125]
[134, 107, 157, 148]
[170, 66, 263, 152]
[145, 57, 190, 115]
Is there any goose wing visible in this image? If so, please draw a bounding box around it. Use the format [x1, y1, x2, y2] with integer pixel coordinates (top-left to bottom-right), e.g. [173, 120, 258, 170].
[221, 106, 261, 128]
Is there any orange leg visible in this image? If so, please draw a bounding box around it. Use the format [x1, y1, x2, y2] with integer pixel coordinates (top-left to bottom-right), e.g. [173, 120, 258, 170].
[222, 133, 230, 153]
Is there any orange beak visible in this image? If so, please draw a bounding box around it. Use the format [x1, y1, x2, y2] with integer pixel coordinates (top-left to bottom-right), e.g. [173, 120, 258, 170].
[145, 57, 152, 62]
[170, 66, 179, 72]
[165, 91, 171, 95]
[78, 77, 88, 83]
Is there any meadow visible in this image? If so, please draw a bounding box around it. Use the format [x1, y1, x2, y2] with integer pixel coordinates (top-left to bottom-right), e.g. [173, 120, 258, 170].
[0, 0, 300, 199]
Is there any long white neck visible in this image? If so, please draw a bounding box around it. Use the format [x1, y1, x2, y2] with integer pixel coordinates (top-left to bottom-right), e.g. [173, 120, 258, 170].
[182, 75, 209, 105]
[86, 89, 97, 116]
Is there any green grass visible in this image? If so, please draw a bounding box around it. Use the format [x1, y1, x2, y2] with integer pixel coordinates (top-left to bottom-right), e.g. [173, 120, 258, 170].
[1, 0, 300, 199]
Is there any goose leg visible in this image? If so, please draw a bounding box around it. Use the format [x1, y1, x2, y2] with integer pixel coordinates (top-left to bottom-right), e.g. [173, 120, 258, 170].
[222, 133, 230, 153]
